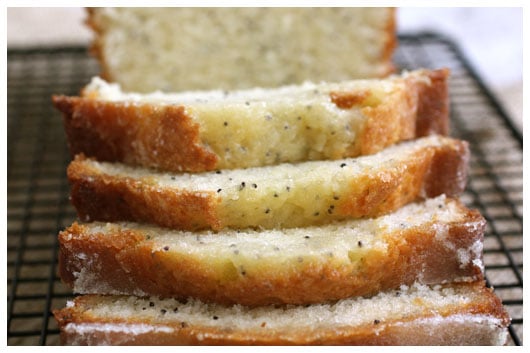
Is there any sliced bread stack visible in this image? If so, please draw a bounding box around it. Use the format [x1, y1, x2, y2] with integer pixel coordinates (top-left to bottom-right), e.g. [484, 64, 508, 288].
[52, 8, 509, 345]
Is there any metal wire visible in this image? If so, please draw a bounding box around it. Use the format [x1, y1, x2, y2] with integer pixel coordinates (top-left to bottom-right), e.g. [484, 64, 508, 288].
[7, 47, 97, 345]
[6, 33, 523, 345]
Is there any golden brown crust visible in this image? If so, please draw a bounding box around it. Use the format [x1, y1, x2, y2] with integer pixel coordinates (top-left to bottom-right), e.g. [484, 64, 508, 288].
[338, 139, 469, 219]
[67, 155, 221, 230]
[329, 90, 371, 109]
[414, 68, 450, 136]
[354, 88, 415, 156]
[423, 136, 469, 197]
[353, 68, 449, 156]
[53, 96, 219, 172]
[67, 139, 469, 231]
[53, 282, 509, 345]
[53, 69, 449, 173]
[58, 200, 484, 306]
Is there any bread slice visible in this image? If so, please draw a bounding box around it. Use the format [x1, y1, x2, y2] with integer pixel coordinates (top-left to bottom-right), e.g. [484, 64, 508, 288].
[58, 196, 485, 306]
[53, 282, 509, 345]
[86, 8, 396, 93]
[53, 69, 449, 172]
[67, 135, 469, 231]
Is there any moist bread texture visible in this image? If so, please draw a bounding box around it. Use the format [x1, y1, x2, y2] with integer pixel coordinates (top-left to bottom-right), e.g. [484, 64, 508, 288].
[67, 136, 469, 231]
[86, 8, 396, 92]
[50, 6, 511, 346]
[53, 69, 449, 172]
[58, 196, 485, 306]
[53, 282, 509, 345]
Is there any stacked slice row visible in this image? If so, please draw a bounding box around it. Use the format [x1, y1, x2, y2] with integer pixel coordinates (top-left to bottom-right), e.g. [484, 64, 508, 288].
[52, 68, 509, 345]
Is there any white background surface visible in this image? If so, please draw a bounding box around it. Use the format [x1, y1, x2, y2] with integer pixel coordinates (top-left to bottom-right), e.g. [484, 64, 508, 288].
[6, 7, 523, 131]
[398, 7, 522, 131]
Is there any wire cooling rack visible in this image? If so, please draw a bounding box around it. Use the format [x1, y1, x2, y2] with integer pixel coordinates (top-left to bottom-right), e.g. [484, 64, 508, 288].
[6, 33, 523, 345]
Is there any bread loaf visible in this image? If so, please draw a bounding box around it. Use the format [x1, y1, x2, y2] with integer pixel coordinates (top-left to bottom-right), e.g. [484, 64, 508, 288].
[86, 8, 396, 92]
[67, 135, 469, 231]
[53, 69, 449, 172]
[50, 6, 510, 347]
[58, 196, 485, 306]
[53, 282, 509, 345]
